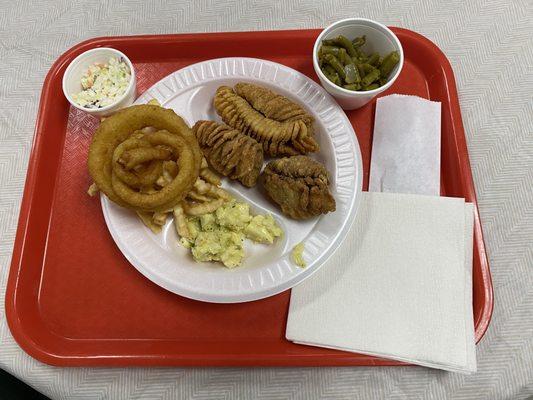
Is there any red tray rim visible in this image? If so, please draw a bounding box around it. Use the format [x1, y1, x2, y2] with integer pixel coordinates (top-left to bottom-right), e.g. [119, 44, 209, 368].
[6, 27, 493, 367]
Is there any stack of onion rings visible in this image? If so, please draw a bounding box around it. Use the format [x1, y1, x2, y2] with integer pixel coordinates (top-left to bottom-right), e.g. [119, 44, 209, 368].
[88, 105, 202, 212]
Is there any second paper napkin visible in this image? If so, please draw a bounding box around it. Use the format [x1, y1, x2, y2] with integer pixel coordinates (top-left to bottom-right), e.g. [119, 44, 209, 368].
[369, 95, 441, 196]
[286, 192, 476, 373]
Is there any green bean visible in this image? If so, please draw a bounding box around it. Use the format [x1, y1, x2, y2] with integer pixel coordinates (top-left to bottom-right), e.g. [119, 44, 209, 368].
[356, 63, 366, 78]
[349, 46, 363, 59]
[321, 65, 339, 83]
[380, 51, 400, 78]
[320, 45, 341, 57]
[324, 54, 346, 80]
[326, 74, 339, 85]
[320, 64, 337, 80]
[343, 51, 356, 67]
[319, 35, 400, 91]
[356, 51, 367, 62]
[324, 65, 336, 75]
[352, 35, 366, 48]
[344, 83, 361, 91]
[325, 67, 342, 85]
[344, 63, 361, 84]
[338, 48, 348, 65]
[361, 63, 375, 74]
[330, 73, 342, 85]
[361, 67, 381, 87]
[350, 51, 360, 61]
[367, 53, 380, 66]
[361, 83, 379, 91]
[322, 68, 340, 85]
[334, 35, 357, 57]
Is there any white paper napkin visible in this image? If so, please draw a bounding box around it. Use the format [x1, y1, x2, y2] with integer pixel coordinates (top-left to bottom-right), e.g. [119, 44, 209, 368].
[369, 95, 441, 195]
[286, 192, 476, 373]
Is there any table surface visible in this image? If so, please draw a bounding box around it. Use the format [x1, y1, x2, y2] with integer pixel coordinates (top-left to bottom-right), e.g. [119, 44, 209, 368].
[1, 1, 532, 399]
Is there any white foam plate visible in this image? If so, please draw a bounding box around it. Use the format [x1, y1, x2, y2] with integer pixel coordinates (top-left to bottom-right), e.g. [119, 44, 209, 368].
[101, 57, 363, 303]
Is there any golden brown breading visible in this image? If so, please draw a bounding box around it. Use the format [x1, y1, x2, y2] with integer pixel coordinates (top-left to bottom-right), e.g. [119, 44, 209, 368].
[234, 82, 314, 125]
[193, 120, 263, 187]
[262, 155, 335, 219]
[213, 86, 319, 157]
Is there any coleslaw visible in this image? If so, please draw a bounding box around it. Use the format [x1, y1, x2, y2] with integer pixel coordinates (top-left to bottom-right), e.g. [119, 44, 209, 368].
[73, 57, 131, 109]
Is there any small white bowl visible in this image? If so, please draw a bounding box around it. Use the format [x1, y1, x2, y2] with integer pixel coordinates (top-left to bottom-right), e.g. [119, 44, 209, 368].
[313, 18, 404, 110]
[62, 47, 136, 118]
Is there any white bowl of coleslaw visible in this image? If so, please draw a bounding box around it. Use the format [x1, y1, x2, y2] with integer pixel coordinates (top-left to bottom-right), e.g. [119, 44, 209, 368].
[62, 47, 136, 117]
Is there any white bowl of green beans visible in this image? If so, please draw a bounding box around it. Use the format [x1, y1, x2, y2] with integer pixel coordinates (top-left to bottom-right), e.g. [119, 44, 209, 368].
[313, 18, 404, 110]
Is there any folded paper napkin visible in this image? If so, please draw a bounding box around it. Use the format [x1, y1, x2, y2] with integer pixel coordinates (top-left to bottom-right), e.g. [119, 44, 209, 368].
[286, 192, 476, 373]
[369, 95, 441, 196]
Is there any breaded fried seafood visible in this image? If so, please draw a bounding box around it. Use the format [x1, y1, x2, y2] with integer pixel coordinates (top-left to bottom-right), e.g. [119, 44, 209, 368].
[193, 120, 263, 187]
[262, 155, 335, 219]
[214, 86, 319, 157]
[234, 82, 314, 125]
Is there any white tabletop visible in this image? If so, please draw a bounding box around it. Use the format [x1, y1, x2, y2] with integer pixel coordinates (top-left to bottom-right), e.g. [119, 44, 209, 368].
[1, 1, 532, 399]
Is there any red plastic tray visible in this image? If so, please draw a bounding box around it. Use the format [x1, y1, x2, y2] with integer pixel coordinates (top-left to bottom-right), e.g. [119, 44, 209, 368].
[6, 28, 493, 366]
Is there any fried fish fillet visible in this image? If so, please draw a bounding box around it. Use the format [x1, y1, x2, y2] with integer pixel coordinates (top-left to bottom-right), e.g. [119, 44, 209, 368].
[234, 82, 314, 125]
[214, 86, 319, 157]
[262, 155, 335, 219]
[193, 120, 263, 187]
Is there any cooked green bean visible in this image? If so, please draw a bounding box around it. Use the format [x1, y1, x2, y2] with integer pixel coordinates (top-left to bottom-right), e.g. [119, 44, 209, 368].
[356, 63, 366, 78]
[361, 83, 379, 91]
[323, 70, 340, 85]
[318, 35, 400, 91]
[367, 53, 380, 66]
[333, 35, 357, 57]
[320, 45, 341, 57]
[324, 65, 337, 76]
[338, 48, 348, 65]
[344, 83, 361, 91]
[352, 35, 366, 48]
[361, 63, 375, 74]
[324, 75, 333, 83]
[320, 64, 337, 78]
[322, 39, 337, 46]
[361, 68, 381, 87]
[332, 73, 342, 85]
[356, 51, 367, 62]
[324, 54, 346, 79]
[380, 51, 400, 77]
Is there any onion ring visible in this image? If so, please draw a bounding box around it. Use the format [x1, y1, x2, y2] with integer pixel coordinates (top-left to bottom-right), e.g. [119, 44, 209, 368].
[113, 159, 163, 189]
[88, 104, 202, 211]
[111, 136, 163, 189]
[111, 130, 197, 211]
[118, 146, 172, 170]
